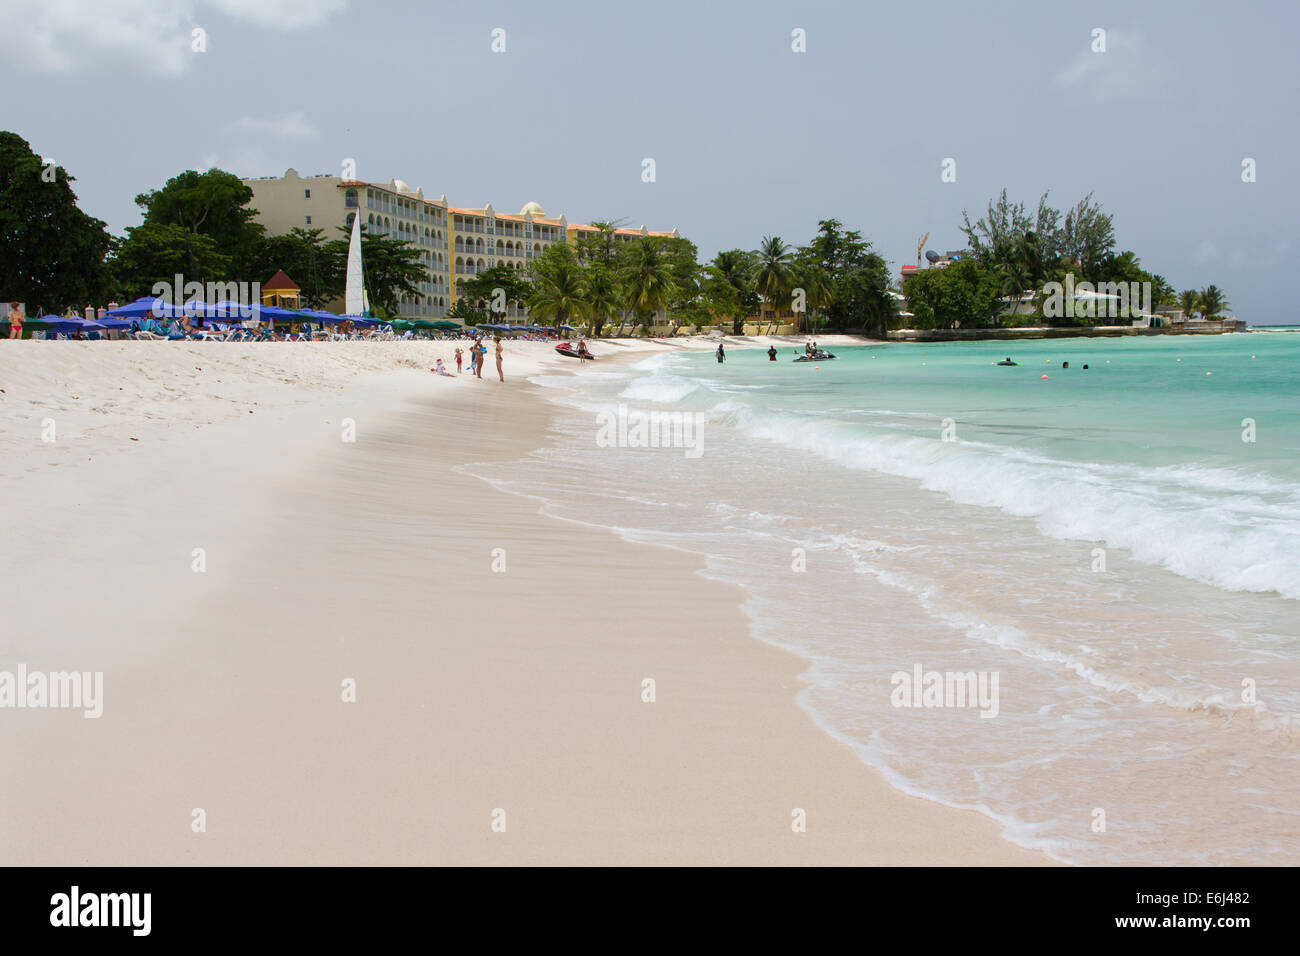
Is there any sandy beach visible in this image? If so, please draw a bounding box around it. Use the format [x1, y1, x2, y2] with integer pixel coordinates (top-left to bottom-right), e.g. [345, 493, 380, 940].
[0, 336, 1047, 865]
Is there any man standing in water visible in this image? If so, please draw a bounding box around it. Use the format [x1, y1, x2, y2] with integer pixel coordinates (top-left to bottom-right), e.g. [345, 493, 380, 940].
[716, 342, 726, 363]
[767, 345, 777, 361]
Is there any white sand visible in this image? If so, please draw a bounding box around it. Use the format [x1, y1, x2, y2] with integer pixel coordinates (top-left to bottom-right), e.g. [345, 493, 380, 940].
[0, 337, 1048, 864]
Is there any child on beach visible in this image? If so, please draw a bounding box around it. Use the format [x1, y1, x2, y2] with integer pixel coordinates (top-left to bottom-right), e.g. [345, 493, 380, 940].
[434, 358, 453, 376]
[455, 348, 463, 374]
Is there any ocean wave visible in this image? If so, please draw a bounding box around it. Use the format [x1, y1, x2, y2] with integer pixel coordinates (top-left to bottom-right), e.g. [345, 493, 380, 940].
[726, 406, 1300, 600]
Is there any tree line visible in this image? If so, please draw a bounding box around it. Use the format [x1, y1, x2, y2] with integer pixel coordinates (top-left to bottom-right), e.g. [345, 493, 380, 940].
[901, 187, 1230, 329]
[0, 131, 897, 333]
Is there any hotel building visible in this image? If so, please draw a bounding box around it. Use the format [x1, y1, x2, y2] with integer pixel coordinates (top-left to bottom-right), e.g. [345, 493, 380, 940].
[243, 169, 680, 325]
[243, 169, 452, 318]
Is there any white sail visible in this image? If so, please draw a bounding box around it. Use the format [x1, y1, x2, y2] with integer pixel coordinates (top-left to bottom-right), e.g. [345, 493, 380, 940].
[345, 212, 366, 315]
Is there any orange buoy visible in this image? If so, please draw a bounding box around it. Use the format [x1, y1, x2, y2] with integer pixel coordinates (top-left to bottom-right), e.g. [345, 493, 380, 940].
[1041, 374, 1049, 380]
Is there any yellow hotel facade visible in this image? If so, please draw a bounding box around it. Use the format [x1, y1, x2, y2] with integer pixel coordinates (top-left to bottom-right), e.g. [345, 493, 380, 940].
[243, 169, 679, 324]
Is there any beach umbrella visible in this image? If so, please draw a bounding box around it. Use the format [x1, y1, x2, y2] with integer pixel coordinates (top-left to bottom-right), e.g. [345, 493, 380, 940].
[105, 296, 186, 319]
[298, 309, 346, 324]
[430, 320, 461, 330]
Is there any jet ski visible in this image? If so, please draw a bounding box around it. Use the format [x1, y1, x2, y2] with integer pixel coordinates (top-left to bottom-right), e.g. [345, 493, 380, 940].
[555, 341, 594, 359]
[793, 351, 835, 362]
[996, 359, 1018, 366]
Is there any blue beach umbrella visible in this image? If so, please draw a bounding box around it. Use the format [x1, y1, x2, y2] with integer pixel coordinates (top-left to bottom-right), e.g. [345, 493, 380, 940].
[106, 296, 186, 319]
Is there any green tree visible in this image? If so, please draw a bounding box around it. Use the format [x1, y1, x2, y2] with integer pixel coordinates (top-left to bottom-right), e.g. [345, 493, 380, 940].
[109, 222, 230, 296]
[902, 259, 1003, 329]
[658, 237, 705, 326]
[616, 239, 675, 328]
[799, 219, 895, 336]
[255, 227, 341, 308]
[0, 131, 112, 313]
[754, 235, 796, 327]
[1178, 289, 1201, 320]
[791, 257, 833, 334]
[527, 243, 585, 329]
[324, 226, 424, 317]
[572, 220, 620, 267]
[581, 263, 622, 337]
[1199, 284, 1229, 318]
[457, 263, 533, 317]
[705, 249, 760, 334]
[134, 168, 265, 282]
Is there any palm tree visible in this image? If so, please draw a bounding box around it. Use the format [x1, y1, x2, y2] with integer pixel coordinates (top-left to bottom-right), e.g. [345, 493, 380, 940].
[1198, 285, 1229, 318]
[793, 261, 832, 335]
[706, 249, 758, 334]
[1178, 289, 1201, 321]
[617, 240, 674, 330]
[581, 264, 622, 338]
[754, 236, 795, 330]
[527, 245, 586, 331]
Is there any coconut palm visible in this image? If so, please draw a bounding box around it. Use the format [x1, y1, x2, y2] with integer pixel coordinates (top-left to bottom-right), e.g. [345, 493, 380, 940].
[1178, 289, 1201, 320]
[581, 264, 622, 338]
[1198, 285, 1229, 318]
[793, 261, 832, 335]
[617, 240, 675, 329]
[754, 236, 796, 329]
[527, 244, 586, 330]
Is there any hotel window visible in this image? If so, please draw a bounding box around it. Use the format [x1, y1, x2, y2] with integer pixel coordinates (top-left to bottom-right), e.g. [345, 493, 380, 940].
[304, 189, 311, 198]
[345, 189, 358, 208]
[305, 216, 312, 225]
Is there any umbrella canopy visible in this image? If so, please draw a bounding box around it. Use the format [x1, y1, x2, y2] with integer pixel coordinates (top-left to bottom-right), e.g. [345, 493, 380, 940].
[255, 305, 310, 324]
[298, 309, 346, 324]
[106, 296, 186, 319]
[209, 300, 262, 321]
[430, 320, 461, 330]
[36, 316, 105, 333]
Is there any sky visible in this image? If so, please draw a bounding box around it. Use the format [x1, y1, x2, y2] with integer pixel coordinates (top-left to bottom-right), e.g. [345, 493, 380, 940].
[2, 0, 1297, 323]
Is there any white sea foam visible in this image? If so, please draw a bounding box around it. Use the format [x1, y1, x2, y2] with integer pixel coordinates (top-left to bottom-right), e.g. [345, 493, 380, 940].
[726, 405, 1300, 600]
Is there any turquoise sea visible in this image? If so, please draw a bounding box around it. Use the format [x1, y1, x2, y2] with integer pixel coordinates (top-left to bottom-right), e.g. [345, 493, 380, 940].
[472, 332, 1300, 864]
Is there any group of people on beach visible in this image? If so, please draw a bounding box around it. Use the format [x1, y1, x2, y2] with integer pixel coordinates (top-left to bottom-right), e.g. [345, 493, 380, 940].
[439, 335, 504, 381]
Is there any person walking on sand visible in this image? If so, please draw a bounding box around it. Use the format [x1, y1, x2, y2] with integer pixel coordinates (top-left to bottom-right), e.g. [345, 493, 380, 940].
[455, 347, 464, 374]
[494, 336, 505, 382]
[577, 335, 590, 363]
[8, 302, 23, 340]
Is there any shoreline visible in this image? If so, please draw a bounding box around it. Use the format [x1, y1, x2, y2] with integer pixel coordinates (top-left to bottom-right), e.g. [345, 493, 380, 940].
[0, 340, 1048, 865]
